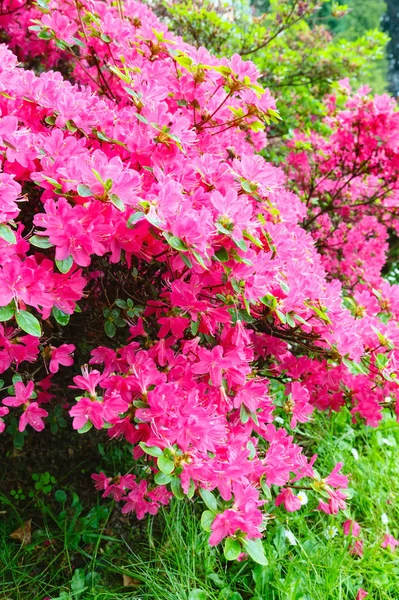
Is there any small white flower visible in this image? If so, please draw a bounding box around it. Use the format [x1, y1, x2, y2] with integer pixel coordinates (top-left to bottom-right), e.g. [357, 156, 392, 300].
[381, 512, 389, 525]
[351, 448, 359, 460]
[382, 437, 395, 447]
[297, 491, 308, 505]
[285, 529, 297, 546]
[324, 525, 338, 540]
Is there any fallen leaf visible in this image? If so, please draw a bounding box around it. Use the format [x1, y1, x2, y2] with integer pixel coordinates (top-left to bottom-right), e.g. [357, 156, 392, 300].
[10, 519, 32, 546]
[122, 574, 140, 587]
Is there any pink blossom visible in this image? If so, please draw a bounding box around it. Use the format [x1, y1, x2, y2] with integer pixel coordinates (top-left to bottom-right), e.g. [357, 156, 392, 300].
[3, 380, 34, 407]
[69, 397, 104, 430]
[209, 509, 248, 546]
[49, 344, 75, 374]
[381, 533, 399, 551]
[0, 406, 8, 433]
[19, 402, 48, 432]
[324, 463, 348, 489]
[275, 488, 302, 512]
[343, 520, 361, 537]
[349, 539, 363, 557]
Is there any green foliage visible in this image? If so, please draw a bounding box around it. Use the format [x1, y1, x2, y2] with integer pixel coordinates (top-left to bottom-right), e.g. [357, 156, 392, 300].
[151, 0, 388, 159]
[319, 0, 388, 93]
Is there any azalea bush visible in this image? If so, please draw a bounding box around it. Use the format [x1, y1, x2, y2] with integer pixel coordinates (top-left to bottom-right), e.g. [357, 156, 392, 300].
[0, 0, 398, 569]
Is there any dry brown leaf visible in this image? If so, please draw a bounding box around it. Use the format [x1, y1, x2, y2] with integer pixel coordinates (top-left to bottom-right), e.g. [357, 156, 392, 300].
[10, 519, 32, 546]
[122, 574, 140, 587]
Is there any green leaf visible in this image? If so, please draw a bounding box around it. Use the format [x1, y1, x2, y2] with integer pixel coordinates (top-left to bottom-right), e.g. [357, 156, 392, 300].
[56, 256, 73, 274]
[191, 249, 208, 270]
[127, 211, 145, 227]
[134, 112, 149, 124]
[376, 353, 389, 370]
[0, 303, 14, 322]
[109, 194, 125, 212]
[52, 306, 70, 326]
[77, 184, 93, 197]
[157, 455, 175, 474]
[232, 237, 248, 252]
[276, 309, 286, 324]
[243, 230, 263, 249]
[139, 442, 163, 457]
[41, 175, 60, 187]
[242, 538, 268, 565]
[104, 321, 116, 338]
[214, 247, 229, 262]
[115, 299, 128, 309]
[45, 115, 56, 126]
[154, 471, 174, 485]
[70, 37, 86, 48]
[199, 488, 218, 511]
[187, 479, 195, 499]
[224, 538, 242, 561]
[37, 29, 53, 40]
[15, 310, 41, 337]
[307, 303, 331, 324]
[188, 590, 206, 600]
[0, 224, 16, 244]
[114, 317, 126, 328]
[78, 421, 93, 434]
[240, 403, 250, 424]
[259, 294, 277, 309]
[91, 168, 105, 186]
[170, 477, 185, 500]
[241, 179, 255, 194]
[96, 130, 111, 142]
[165, 234, 188, 251]
[29, 235, 53, 249]
[55, 490, 67, 503]
[180, 253, 193, 269]
[71, 568, 86, 594]
[191, 319, 200, 336]
[200, 510, 215, 532]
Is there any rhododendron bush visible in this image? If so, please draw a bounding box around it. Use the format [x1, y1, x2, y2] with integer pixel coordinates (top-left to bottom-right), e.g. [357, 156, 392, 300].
[0, 0, 399, 565]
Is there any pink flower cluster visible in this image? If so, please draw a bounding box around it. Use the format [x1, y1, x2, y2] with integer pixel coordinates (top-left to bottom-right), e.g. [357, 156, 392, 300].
[0, 0, 397, 561]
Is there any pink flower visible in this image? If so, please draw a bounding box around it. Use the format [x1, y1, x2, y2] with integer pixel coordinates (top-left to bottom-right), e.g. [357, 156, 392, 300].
[287, 382, 314, 428]
[91, 472, 111, 491]
[121, 480, 161, 520]
[349, 539, 363, 557]
[324, 463, 348, 489]
[209, 509, 247, 546]
[0, 406, 9, 433]
[356, 589, 368, 600]
[343, 520, 361, 537]
[275, 488, 302, 512]
[19, 402, 48, 432]
[317, 489, 347, 515]
[3, 380, 34, 407]
[71, 367, 104, 397]
[191, 346, 234, 387]
[69, 397, 104, 430]
[49, 344, 75, 374]
[381, 533, 399, 551]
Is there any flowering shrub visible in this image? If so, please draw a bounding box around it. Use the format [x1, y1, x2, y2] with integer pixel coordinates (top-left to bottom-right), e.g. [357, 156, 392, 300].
[0, 0, 398, 564]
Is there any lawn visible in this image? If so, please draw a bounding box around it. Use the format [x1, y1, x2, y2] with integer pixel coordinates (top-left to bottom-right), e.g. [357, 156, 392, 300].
[1, 410, 399, 600]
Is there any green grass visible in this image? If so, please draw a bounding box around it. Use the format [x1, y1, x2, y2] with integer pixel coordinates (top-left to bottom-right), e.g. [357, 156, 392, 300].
[1, 411, 399, 599]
